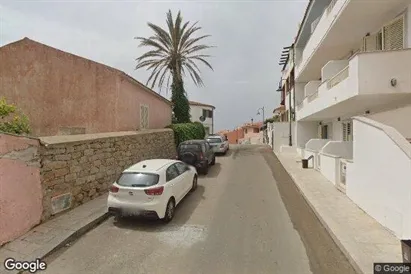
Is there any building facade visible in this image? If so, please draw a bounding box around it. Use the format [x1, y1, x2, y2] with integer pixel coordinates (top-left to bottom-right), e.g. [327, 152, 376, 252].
[272, 0, 411, 240]
[0, 38, 172, 137]
[189, 101, 215, 135]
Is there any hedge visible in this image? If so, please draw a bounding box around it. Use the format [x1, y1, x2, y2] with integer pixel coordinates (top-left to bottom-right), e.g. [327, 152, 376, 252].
[166, 122, 206, 147]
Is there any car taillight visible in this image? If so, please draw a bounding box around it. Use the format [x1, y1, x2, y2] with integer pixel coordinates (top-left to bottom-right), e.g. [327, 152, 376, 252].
[144, 186, 164, 196]
[109, 185, 119, 193]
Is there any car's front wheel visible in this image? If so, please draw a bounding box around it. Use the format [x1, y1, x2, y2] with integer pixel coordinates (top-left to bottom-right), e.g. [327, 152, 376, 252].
[162, 198, 175, 223]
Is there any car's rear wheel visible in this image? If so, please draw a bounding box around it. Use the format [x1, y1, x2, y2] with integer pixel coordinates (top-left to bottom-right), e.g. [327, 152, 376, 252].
[191, 175, 198, 192]
[162, 198, 175, 223]
[201, 162, 209, 175]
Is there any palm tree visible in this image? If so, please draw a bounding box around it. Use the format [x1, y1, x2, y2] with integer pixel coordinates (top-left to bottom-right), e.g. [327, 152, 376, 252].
[135, 10, 213, 123]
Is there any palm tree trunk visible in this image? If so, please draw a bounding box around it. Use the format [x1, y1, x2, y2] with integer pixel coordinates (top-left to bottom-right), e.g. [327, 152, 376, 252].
[171, 72, 191, 123]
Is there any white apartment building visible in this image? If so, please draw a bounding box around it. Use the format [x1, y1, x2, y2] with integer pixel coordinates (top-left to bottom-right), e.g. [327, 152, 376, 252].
[274, 0, 411, 240]
[189, 101, 215, 135]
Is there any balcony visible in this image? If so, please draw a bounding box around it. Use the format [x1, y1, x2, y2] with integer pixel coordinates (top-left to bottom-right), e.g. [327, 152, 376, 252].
[297, 49, 411, 121]
[295, 0, 410, 82]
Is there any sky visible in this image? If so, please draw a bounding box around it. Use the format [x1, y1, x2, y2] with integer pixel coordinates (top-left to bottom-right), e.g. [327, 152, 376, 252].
[0, 0, 307, 132]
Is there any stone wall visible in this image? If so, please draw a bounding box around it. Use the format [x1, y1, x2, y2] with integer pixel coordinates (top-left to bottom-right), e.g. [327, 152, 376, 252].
[38, 129, 176, 220]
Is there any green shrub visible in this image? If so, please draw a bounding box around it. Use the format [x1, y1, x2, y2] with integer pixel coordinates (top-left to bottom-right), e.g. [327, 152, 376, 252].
[166, 122, 206, 147]
[0, 97, 31, 135]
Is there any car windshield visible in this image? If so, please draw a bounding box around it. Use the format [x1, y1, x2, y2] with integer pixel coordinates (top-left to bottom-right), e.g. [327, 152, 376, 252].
[207, 137, 222, 143]
[116, 172, 159, 187]
[179, 144, 201, 151]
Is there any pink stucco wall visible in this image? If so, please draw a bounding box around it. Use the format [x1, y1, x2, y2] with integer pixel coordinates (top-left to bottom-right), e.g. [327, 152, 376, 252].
[0, 38, 172, 137]
[0, 134, 42, 246]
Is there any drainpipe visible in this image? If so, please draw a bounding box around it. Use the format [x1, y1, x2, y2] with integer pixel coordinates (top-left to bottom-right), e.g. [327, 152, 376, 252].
[211, 108, 214, 134]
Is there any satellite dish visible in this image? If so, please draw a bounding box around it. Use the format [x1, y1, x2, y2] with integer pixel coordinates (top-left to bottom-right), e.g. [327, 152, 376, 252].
[199, 116, 206, 122]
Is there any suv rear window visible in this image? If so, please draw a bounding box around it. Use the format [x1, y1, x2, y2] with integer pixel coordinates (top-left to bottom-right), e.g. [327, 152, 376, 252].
[117, 172, 159, 187]
[207, 137, 222, 143]
[179, 144, 201, 151]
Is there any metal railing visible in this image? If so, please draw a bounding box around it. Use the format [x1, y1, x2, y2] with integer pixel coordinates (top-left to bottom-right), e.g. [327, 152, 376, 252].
[327, 66, 349, 90]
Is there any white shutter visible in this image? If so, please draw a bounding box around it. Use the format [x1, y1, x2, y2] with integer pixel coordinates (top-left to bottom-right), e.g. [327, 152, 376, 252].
[363, 33, 380, 52]
[383, 16, 404, 50]
[342, 121, 353, 141]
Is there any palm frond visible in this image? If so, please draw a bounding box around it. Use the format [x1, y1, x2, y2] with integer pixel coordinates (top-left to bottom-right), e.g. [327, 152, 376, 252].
[179, 22, 200, 51]
[147, 23, 172, 49]
[182, 44, 214, 55]
[184, 62, 204, 87]
[189, 56, 214, 71]
[136, 50, 167, 62]
[135, 37, 168, 53]
[181, 35, 211, 52]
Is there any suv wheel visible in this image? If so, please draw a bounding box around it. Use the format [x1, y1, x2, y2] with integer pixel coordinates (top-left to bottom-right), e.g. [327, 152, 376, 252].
[211, 156, 216, 166]
[202, 162, 209, 175]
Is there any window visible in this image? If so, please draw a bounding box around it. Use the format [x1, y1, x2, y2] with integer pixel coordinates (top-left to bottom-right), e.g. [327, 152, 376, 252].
[362, 15, 404, 52]
[244, 128, 248, 134]
[140, 104, 149, 129]
[342, 121, 353, 141]
[175, 162, 188, 174]
[206, 137, 222, 143]
[202, 109, 213, 118]
[166, 165, 180, 182]
[117, 172, 159, 187]
[179, 144, 201, 152]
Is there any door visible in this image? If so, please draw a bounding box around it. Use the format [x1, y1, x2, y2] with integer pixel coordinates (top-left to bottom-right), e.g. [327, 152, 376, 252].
[175, 162, 191, 196]
[166, 164, 185, 203]
[321, 125, 328, 139]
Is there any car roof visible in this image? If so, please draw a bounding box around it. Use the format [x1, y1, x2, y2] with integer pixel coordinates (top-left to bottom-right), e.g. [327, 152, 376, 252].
[124, 159, 177, 173]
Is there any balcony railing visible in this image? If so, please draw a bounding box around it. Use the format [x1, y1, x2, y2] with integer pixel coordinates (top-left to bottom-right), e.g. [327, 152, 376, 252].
[326, 66, 349, 89]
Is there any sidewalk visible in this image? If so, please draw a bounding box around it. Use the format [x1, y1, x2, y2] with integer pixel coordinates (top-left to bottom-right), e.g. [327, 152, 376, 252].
[0, 194, 108, 274]
[276, 152, 402, 274]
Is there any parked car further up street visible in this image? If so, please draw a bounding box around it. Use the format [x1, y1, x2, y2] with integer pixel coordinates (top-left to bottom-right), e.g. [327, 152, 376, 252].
[206, 135, 229, 155]
[177, 140, 215, 175]
[107, 159, 198, 223]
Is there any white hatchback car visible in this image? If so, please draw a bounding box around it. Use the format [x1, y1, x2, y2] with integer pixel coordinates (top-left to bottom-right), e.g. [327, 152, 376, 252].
[107, 159, 198, 222]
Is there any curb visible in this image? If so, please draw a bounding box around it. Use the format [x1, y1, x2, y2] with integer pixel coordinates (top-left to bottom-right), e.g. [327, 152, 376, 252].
[42, 212, 111, 259]
[274, 152, 363, 274]
[11, 212, 111, 274]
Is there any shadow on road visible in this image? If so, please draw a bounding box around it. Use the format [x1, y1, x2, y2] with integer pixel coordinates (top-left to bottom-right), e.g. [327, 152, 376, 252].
[113, 185, 205, 232]
[199, 162, 221, 179]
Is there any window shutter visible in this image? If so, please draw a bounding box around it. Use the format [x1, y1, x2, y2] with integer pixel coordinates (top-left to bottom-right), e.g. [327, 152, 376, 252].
[383, 16, 404, 50]
[342, 123, 347, 141]
[363, 33, 382, 52]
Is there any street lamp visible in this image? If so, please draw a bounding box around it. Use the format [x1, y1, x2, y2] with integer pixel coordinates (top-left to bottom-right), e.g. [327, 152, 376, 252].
[257, 107, 265, 143]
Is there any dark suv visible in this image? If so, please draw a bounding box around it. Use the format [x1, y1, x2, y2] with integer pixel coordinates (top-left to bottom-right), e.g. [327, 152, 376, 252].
[177, 140, 216, 175]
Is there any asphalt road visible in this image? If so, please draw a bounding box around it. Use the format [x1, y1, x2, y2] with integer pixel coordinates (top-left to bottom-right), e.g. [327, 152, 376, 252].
[42, 145, 357, 274]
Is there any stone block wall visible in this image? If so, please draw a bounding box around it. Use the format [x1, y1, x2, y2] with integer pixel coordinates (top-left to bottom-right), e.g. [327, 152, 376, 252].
[38, 129, 176, 220]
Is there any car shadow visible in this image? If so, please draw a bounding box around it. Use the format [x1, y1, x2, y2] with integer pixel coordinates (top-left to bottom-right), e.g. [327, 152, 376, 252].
[199, 162, 221, 179]
[112, 184, 206, 232]
[215, 150, 232, 157]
